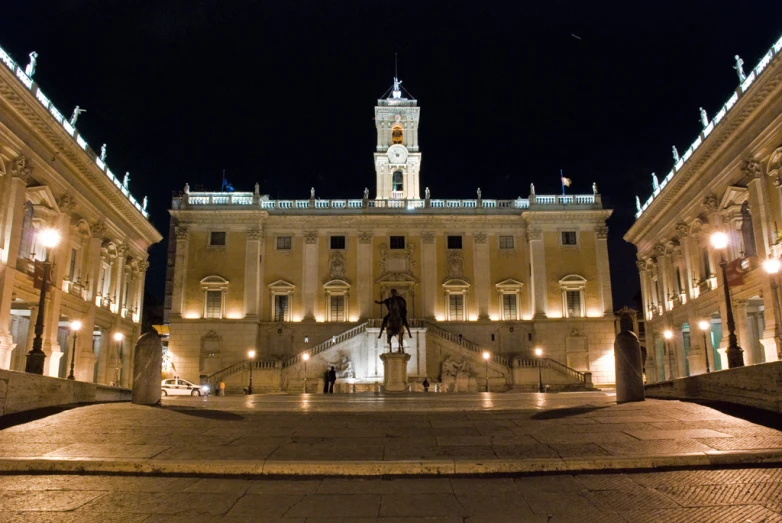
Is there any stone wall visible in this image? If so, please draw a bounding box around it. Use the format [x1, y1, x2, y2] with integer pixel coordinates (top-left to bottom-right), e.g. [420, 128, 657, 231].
[644, 361, 782, 413]
[0, 369, 130, 416]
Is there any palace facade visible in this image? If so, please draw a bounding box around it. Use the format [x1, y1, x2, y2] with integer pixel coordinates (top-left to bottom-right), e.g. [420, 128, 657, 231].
[625, 34, 782, 382]
[165, 80, 616, 391]
[0, 44, 162, 383]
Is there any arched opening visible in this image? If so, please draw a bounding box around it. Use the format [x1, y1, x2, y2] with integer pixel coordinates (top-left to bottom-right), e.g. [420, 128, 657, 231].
[392, 171, 404, 194]
[391, 124, 403, 145]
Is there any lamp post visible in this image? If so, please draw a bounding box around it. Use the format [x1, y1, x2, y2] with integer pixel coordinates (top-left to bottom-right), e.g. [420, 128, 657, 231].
[697, 320, 711, 374]
[302, 353, 310, 393]
[710, 232, 744, 368]
[25, 228, 61, 374]
[763, 257, 782, 360]
[67, 320, 82, 380]
[534, 348, 544, 392]
[663, 330, 674, 380]
[247, 349, 255, 395]
[112, 332, 124, 386]
[482, 351, 490, 392]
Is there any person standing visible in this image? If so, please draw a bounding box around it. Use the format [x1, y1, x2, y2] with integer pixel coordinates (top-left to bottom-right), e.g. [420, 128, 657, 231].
[328, 366, 337, 393]
[423, 378, 430, 392]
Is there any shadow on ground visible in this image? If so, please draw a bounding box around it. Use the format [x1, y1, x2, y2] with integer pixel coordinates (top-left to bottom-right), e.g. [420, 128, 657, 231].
[166, 408, 245, 421]
[531, 406, 609, 419]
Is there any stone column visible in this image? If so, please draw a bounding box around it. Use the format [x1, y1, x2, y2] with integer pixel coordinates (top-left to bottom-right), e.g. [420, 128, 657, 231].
[301, 231, 318, 321]
[135, 262, 149, 325]
[95, 329, 110, 384]
[244, 228, 261, 319]
[733, 299, 751, 365]
[676, 224, 694, 299]
[0, 175, 28, 369]
[744, 160, 771, 258]
[635, 261, 650, 321]
[594, 226, 612, 315]
[75, 303, 97, 382]
[357, 232, 373, 319]
[115, 245, 128, 314]
[526, 228, 547, 319]
[170, 226, 189, 319]
[84, 222, 104, 303]
[473, 232, 490, 319]
[421, 232, 436, 320]
[41, 212, 71, 377]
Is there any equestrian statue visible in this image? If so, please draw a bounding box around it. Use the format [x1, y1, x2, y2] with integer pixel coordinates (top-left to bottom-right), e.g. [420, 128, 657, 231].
[376, 289, 412, 353]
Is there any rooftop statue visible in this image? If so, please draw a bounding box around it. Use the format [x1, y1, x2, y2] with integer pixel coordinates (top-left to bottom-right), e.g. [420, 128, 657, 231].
[24, 51, 38, 77]
[699, 107, 709, 129]
[100, 144, 107, 162]
[310, 187, 315, 199]
[69, 106, 86, 126]
[651, 172, 659, 192]
[123, 172, 130, 189]
[476, 187, 481, 199]
[592, 182, 597, 195]
[142, 196, 148, 211]
[363, 187, 369, 199]
[672, 146, 680, 163]
[734, 55, 746, 83]
[635, 196, 641, 213]
[425, 187, 430, 199]
[530, 183, 535, 195]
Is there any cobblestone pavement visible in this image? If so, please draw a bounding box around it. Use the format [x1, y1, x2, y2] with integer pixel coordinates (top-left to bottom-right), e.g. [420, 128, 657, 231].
[0, 393, 780, 471]
[1, 469, 781, 522]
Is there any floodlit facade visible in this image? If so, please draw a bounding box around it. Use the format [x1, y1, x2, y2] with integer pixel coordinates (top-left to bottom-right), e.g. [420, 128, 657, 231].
[0, 45, 162, 383]
[165, 79, 615, 392]
[625, 34, 782, 382]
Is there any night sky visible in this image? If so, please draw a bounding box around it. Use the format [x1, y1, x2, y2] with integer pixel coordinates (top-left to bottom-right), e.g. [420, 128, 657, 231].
[2, 2, 781, 312]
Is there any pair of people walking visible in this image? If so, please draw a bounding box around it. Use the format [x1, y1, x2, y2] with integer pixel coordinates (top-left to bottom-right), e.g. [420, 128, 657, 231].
[323, 366, 337, 393]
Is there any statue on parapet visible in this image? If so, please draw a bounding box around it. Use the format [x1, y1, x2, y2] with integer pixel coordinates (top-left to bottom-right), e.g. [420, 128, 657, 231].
[100, 144, 107, 162]
[699, 107, 709, 129]
[477, 187, 481, 199]
[142, 196, 148, 211]
[530, 183, 535, 195]
[672, 146, 680, 163]
[651, 172, 659, 192]
[70, 106, 86, 126]
[310, 187, 315, 199]
[25, 51, 38, 77]
[734, 55, 746, 83]
[592, 182, 597, 195]
[123, 172, 130, 189]
[635, 196, 642, 213]
[363, 187, 369, 199]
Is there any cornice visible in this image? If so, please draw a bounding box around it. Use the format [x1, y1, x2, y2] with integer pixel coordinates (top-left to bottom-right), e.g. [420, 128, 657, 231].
[0, 67, 162, 244]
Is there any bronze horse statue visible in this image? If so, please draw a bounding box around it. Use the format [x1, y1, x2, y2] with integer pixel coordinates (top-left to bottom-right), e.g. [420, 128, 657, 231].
[376, 289, 413, 353]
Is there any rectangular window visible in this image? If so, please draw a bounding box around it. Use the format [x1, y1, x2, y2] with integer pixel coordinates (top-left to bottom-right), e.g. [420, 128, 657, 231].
[330, 236, 346, 250]
[449, 295, 464, 320]
[209, 231, 226, 247]
[205, 290, 222, 319]
[566, 290, 582, 318]
[274, 295, 288, 322]
[499, 236, 514, 249]
[69, 248, 77, 280]
[276, 236, 292, 250]
[561, 231, 577, 245]
[330, 295, 345, 322]
[447, 235, 463, 249]
[390, 236, 405, 249]
[502, 294, 517, 320]
[701, 249, 710, 278]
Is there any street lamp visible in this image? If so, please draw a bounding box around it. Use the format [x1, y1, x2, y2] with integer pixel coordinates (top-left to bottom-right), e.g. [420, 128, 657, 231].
[112, 332, 124, 386]
[534, 348, 544, 392]
[25, 228, 61, 374]
[482, 351, 490, 392]
[663, 329, 674, 380]
[710, 231, 744, 368]
[247, 349, 256, 395]
[763, 257, 782, 361]
[697, 320, 711, 373]
[302, 353, 310, 393]
[67, 320, 82, 380]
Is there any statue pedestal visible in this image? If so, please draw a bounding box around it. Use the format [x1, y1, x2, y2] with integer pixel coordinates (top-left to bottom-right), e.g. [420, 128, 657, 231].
[380, 352, 411, 392]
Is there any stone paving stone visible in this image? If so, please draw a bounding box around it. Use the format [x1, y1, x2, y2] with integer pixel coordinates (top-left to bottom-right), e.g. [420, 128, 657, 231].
[381, 436, 439, 447]
[318, 478, 453, 494]
[0, 475, 197, 492]
[0, 510, 149, 522]
[435, 435, 492, 446]
[520, 491, 604, 517]
[284, 493, 381, 518]
[618, 505, 782, 523]
[0, 490, 106, 511]
[587, 489, 680, 511]
[514, 475, 586, 494]
[488, 434, 540, 445]
[384, 445, 497, 460]
[492, 444, 560, 459]
[708, 425, 782, 438]
[306, 519, 456, 523]
[574, 473, 645, 492]
[42, 443, 171, 459]
[590, 415, 672, 424]
[657, 483, 782, 507]
[630, 468, 782, 488]
[143, 516, 306, 523]
[224, 493, 307, 518]
[154, 444, 280, 460]
[82, 491, 240, 515]
[697, 436, 782, 450]
[379, 493, 467, 517]
[129, 434, 242, 446]
[598, 439, 715, 455]
[227, 436, 292, 446]
[450, 477, 517, 495]
[454, 492, 536, 518]
[0, 444, 67, 457]
[548, 442, 611, 457]
[530, 431, 638, 445]
[183, 478, 253, 494]
[625, 429, 732, 440]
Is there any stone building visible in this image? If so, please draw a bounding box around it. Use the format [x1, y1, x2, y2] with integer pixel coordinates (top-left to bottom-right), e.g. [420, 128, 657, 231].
[165, 78, 615, 392]
[0, 44, 162, 383]
[624, 34, 782, 382]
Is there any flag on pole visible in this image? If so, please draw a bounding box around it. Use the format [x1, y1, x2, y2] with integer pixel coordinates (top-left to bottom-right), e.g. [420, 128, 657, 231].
[560, 169, 572, 195]
[221, 170, 235, 192]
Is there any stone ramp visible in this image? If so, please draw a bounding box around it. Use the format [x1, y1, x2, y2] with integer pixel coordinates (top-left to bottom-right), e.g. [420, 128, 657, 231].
[1, 394, 781, 477]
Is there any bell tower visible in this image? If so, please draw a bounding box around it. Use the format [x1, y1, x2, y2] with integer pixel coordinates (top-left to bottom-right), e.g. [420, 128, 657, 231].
[374, 77, 422, 200]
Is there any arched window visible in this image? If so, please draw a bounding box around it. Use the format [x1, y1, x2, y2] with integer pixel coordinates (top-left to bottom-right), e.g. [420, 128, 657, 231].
[392, 171, 404, 193]
[391, 125, 403, 145]
[18, 202, 34, 259]
[559, 274, 587, 318]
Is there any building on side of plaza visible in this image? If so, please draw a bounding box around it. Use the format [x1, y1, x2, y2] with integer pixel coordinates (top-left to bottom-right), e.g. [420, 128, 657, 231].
[165, 79, 615, 392]
[625, 34, 782, 382]
[0, 44, 162, 383]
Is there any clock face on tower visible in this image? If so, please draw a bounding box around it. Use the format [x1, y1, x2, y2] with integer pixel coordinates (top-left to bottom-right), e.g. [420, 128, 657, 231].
[387, 144, 408, 165]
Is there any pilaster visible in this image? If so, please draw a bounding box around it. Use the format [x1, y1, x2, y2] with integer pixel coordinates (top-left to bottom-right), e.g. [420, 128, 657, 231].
[357, 232, 373, 319]
[744, 160, 771, 258]
[244, 228, 262, 319]
[733, 299, 751, 365]
[301, 231, 318, 321]
[74, 302, 97, 381]
[421, 232, 436, 319]
[472, 232, 490, 319]
[170, 226, 189, 318]
[594, 226, 611, 315]
[526, 228, 547, 318]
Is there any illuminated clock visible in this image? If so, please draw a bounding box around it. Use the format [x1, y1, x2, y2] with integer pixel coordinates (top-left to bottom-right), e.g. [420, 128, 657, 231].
[387, 144, 408, 164]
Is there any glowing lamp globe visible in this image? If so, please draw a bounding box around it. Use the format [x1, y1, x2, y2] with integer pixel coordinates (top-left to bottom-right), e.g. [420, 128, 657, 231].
[710, 232, 728, 249]
[482, 351, 490, 360]
[70, 320, 82, 332]
[534, 348, 543, 357]
[763, 258, 781, 274]
[38, 228, 61, 249]
[248, 350, 256, 359]
[663, 330, 673, 340]
[302, 353, 310, 361]
[113, 332, 124, 341]
[698, 320, 709, 331]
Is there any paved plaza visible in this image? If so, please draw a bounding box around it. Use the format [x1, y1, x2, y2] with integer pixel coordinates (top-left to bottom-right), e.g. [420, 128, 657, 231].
[1, 392, 782, 521]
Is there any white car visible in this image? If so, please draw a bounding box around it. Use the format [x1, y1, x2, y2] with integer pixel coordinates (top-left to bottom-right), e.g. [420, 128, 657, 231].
[161, 378, 204, 396]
